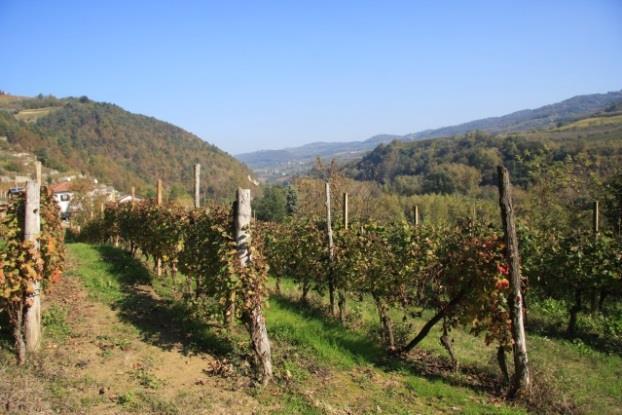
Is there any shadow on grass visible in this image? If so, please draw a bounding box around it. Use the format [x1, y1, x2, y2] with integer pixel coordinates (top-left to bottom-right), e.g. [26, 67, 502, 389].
[94, 245, 234, 358]
[526, 316, 622, 357]
[0, 311, 11, 350]
[270, 293, 505, 397]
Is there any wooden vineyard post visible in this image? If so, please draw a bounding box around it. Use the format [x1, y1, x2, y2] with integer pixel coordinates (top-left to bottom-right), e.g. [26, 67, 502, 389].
[235, 188, 273, 383]
[194, 163, 201, 209]
[343, 192, 349, 229]
[593, 201, 599, 234]
[325, 182, 336, 317]
[156, 179, 162, 277]
[156, 179, 163, 206]
[35, 161, 42, 186]
[337, 192, 349, 322]
[413, 205, 420, 226]
[497, 166, 531, 398]
[131, 186, 136, 207]
[24, 180, 42, 353]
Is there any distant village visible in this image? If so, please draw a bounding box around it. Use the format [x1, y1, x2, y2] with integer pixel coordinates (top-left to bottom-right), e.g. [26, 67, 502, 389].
[0, 150, 140, 220]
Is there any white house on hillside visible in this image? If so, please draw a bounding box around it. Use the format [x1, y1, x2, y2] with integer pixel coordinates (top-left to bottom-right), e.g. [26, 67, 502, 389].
[49, 182, 73, 219]
[117, 194, 142, 204]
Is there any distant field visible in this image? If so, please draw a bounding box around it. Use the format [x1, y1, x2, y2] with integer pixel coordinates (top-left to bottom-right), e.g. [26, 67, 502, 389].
[14, 107, 60, 123]
[556, 113, 622, 131]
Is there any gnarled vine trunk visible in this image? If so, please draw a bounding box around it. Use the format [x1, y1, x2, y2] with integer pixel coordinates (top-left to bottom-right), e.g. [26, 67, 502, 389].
[373, 295, 395, 352]
[497, 346, 510, 385]
[440, 318, 458, 371]
[338, 291, 347, 324]
[244, 305, 273, 384]
[567, 288, 582, 337]
[400, 291, 464, 354]
[10, 303, 26, 365]
[301, 279, 310, 303]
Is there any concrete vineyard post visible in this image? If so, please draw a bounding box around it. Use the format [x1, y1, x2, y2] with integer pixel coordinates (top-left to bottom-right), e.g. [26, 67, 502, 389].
[414, 205, 420, 226]
[131, 186, 136, 207]
[235, 188, 273, 383]
[194, 163, 201, 209]
[24, 180, 42, 354]
[497, 166, 531, 398]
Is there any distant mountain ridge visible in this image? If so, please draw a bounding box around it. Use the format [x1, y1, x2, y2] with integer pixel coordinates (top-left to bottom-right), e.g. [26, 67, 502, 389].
[408, 90, 622, 140]
[236, 89, 622, 180]
[238, 134, 402, 169]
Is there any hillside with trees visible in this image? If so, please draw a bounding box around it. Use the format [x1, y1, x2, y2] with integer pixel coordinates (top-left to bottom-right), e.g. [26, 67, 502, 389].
[349, 110, 622, 196]
[236, 90, 622, 181]
[0, 94, 254, 200]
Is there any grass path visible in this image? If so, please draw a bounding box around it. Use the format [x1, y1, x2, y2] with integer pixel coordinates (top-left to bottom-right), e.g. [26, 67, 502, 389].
[2, 243, 260, 414]
[3, 243, 617, 414]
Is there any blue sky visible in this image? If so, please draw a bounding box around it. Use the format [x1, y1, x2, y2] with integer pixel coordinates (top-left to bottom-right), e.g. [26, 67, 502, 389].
[1, 1, 621, 154]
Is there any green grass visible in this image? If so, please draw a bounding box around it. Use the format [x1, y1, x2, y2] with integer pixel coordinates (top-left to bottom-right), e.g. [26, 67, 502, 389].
[62, 243, 622, 414]
[42, 304, 72, 340]
[66, 243, 237, 358]
[268, 276, 622, 415]
[65, 242, 132, 304]
[266, 279, 525, 414]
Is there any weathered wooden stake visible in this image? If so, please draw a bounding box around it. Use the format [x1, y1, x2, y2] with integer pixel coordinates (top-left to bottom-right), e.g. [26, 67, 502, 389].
[156, 179, 163, 206]
[194, 163, 201, 209]
[236, 188, 273, 383]
[325, 182, 336, 316]
[413, 205, 420, 226]
[343, 192, 349, 229]
[156, 179, 162, 276]
[338, 192, 349, 322]
[593, 201, 599, 234]
[131, 186, 136, 207]
[497, 166, 530, 398]
[24, 180, 42, 353]
[35, 161, 42, 186]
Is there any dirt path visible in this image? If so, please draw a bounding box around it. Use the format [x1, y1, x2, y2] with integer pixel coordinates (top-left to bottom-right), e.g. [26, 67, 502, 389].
[25, 266, 261, 414]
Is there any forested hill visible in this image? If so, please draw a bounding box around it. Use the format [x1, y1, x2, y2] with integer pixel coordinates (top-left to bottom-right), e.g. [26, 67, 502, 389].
[0, 94, 254, 199]
[349, 109, 622, 195]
